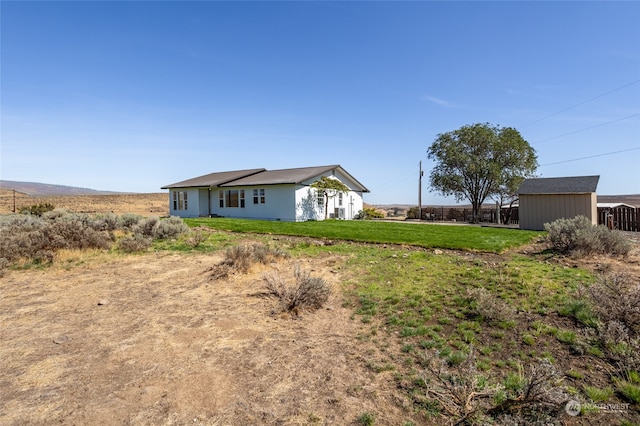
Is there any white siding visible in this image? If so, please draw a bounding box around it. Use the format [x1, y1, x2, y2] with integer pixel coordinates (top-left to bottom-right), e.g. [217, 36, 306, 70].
[167, 188, 201, 218]
[213, 185, 297, 221]
[167, 169, 366, 221]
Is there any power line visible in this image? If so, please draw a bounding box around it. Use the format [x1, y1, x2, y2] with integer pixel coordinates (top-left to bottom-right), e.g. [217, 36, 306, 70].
[519, 79, 640, 128]
[539, 147, 640, 167]
[532, 113, 640, 145]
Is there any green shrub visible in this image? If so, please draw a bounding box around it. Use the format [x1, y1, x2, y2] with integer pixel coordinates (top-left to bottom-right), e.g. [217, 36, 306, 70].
[544, 215, 631, 256]
[354, 207, 385, 220]
[19, 202, 55, 216]
[615, 378, 640, 403]
[357, 412, 375, 426]
[583, 385, 613, 402]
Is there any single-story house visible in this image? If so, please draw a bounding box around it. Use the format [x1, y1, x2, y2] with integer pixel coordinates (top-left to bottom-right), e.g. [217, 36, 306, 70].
[161, 165, 369, 221]
[518, 175, 599, 231]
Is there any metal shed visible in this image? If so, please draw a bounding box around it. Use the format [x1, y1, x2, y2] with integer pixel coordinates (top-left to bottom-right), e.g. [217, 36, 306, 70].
[518, 176, 600, 231]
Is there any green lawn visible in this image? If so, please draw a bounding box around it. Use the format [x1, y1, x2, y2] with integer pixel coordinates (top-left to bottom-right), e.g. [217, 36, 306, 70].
[185, 218, 542, 253]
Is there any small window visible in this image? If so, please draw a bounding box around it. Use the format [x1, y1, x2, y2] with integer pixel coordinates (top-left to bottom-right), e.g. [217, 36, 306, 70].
[317, 190, 324, 207]
[259, 189, 265, 204]
[253, 189, 259, 204]
[338, 192, 343, 206]
[240, 190, 245, 208]
[219, 191, 224, 208]
[173, 191, 188, 211]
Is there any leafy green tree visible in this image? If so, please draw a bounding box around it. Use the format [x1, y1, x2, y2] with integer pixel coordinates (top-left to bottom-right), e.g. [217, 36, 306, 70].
[310, 176, 350, 220]
[427, 123, 537, 222]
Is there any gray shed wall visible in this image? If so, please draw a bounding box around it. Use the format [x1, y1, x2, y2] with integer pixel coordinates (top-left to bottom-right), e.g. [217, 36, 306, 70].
[519, 193, 597, 231]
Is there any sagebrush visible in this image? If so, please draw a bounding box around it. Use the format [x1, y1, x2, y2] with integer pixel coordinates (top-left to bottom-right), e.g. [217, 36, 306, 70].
[208, 243, 289, 280]
[544, 215, 631, 256]
[0, 211, 189, 265]
[263, 264, 331, 313]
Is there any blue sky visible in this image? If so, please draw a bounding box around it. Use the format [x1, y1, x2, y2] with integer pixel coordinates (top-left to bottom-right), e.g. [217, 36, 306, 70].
[1, 1, 639, 205]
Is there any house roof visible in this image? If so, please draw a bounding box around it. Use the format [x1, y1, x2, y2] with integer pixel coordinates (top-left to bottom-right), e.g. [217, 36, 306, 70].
[597, 202, 636, 209]
[518, 175, 600, 195]
[161, 168, 265, 189]
[162, 165, 370, 192]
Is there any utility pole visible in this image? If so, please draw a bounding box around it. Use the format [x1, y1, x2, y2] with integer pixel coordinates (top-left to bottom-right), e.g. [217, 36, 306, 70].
[418, 161, 423, 220]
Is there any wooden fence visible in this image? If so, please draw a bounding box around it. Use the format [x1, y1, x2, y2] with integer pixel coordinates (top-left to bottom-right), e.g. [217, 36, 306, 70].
[416, 206, 509, 224]
[598, 207, 639, 232]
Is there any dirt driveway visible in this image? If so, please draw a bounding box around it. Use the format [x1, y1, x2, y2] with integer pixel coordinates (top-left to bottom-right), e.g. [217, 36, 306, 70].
[0, 251, 408, 425]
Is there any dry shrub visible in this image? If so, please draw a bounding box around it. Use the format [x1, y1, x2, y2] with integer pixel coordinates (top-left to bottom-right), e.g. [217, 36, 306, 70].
[588, 273, 640, 336]
[423, 348, 568, 425]
[117, 213, 143, 230]
[263, 264, 331, 313]
[185, 227, 210, 248]
[209, 243, 289, 280]
[0, 257, 9, 277]
[133, 216, 159, 237]
[466, 287, 516, 323]
[151, 216, 189, 240]
[587, 273, 640, 370]
[0, 212, 112, 264]
[117, 234, 152, 253]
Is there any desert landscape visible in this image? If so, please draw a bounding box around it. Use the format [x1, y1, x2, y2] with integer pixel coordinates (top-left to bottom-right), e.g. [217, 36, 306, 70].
[0, 189, 169, 217]
[1, 188, 640, 425]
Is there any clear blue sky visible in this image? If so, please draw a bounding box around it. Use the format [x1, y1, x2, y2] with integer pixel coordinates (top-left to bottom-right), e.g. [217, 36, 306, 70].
[1, 1, 639, 205]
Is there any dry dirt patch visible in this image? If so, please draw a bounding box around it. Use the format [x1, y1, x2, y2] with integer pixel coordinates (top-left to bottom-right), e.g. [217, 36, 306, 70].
[0, 252, 404, 425]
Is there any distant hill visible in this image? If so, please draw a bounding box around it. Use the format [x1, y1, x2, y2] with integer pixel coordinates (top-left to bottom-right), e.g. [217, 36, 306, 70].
[0, 180, 123, 196]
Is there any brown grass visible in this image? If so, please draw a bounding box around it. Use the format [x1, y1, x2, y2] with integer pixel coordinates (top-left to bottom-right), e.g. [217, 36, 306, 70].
[0, 190, 168, 217]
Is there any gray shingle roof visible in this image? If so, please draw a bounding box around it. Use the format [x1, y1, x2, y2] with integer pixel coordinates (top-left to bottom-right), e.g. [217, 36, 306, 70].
[220, 165, 340, 187]
[162, 165, 370, 192]
[161, 168, 265, 189]
[518, 175, 600, 195]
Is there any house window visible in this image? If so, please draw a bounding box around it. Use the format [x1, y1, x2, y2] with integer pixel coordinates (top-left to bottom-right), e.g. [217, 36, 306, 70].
[219, 191, 224, 208]
[338, 192, 343, 206]
[224, 190, 245, 208]
[173, 191, 188, 211]
[253, 189, 266, 204]
[317, 190, 324, 208]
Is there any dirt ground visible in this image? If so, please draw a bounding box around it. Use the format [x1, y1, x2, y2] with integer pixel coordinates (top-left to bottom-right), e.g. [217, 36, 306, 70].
[0, 251, 409, 425]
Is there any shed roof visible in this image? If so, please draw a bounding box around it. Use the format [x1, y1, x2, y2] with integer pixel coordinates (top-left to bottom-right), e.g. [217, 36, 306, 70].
[518, 175, 600, 195]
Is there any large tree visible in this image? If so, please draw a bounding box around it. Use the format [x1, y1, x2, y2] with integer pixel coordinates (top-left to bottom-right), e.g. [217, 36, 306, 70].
[427, 123, 537, 222]
[311, 176, 350, 220]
